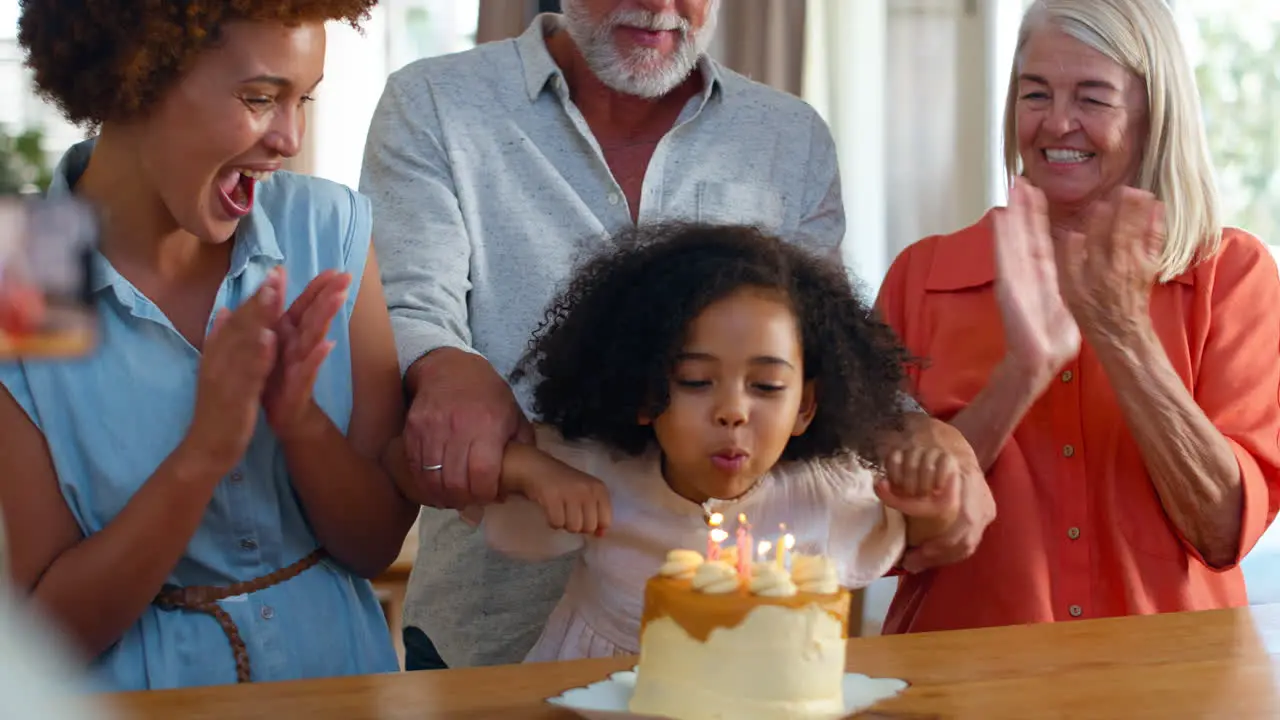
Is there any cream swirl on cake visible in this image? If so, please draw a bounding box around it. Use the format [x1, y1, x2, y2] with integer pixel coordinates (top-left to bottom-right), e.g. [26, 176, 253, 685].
[691, 560, 740, 594]
[790, 554, 840, 595]
[748, 563, 798, 598]
[658, 549, 705, 580]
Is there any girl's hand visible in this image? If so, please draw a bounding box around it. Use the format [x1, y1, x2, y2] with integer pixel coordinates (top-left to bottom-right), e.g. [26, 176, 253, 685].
[184, 270, 284, 476]
[519, 469, 613, 536]
[876, 446, 962, 521]
[263, 269, 351, 441]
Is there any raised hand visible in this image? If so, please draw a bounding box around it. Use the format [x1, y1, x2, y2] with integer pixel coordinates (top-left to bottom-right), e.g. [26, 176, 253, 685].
[186, 268, 284, 475]
[1054, 186, 1165, 342]
[994, 180, 1082, 382]
[262, 269, 350, 440]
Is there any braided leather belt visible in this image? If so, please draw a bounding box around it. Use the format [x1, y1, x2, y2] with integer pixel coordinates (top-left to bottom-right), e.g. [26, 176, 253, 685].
[153, 548, 328, 683]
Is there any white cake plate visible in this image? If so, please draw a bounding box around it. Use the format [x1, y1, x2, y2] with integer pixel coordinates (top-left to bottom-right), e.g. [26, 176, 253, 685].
[546, 667, 909, 720]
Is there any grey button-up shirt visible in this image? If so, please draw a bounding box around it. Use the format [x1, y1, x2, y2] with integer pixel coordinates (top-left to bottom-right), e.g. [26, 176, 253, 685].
[361, 14, 844, 667]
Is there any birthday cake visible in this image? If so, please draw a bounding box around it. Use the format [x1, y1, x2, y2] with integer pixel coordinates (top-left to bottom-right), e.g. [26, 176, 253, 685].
[628, 544, 851, 720]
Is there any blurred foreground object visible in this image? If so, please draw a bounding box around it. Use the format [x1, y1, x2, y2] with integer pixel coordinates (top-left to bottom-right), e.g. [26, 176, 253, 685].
[0, 585, 116, 719]
[0, 196, 98, 359]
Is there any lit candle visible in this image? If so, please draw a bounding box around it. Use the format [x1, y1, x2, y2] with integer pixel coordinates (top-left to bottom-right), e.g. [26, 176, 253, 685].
[779, 533, 796, 570]
[708, 528, 728, 561]
[735, 514, 753, 578]
[757, 540, 773, 566]
[706, 513, 724, 560]
[775, 524, 787, 568]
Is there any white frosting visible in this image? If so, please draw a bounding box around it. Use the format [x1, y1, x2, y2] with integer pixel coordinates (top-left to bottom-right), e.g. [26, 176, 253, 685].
[791, 555, 840, 595]
[749, 562, 798, 598]
[717, 545, 739, 568]
[691, 560, 740, 594]
[630, 605, 847, 720]
[658, 549, 704, 580]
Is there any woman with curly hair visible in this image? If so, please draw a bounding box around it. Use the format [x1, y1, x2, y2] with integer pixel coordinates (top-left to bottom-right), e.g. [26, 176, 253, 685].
[0, 0, 418, 689]
[386, 222, 963, 662]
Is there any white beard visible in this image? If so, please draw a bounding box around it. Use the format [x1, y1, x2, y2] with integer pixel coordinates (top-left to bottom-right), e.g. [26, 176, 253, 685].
[561, 0, 720, 99]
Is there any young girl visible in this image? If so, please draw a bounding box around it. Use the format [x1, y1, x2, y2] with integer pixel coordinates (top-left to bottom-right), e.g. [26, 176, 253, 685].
[394, 223, 962, 662]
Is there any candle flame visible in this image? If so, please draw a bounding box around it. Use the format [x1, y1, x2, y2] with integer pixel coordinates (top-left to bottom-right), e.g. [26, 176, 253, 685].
[783, 534, 796, 550]
[757, 540, 773, 557]
[738, 513, 748, 524]
[710, 528, 729, 543]
[707, 512, 723, 528]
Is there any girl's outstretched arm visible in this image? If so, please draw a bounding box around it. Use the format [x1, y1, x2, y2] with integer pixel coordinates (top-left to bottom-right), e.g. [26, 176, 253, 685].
[383, 426, 611, 561]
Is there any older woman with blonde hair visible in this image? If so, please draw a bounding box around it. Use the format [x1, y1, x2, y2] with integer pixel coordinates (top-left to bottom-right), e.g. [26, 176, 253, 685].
[876, 0, 1280, 633]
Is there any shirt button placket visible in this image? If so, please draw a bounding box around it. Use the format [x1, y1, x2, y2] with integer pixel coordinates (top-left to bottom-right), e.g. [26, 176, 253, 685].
[1056, 362, 1089, 624]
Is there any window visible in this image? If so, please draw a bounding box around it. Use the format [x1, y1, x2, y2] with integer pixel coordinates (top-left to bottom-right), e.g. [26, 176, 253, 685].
[1, 1, 85, 184]
[1175, 0, 1280, 246]
[311, 0, 480, 188]
[1, 0, 481, 191]
[387, 0, 481, 70]
[1174, 0, 1280, 605]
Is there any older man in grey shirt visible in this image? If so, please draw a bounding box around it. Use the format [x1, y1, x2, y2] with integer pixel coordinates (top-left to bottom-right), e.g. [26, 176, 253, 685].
[361, 0, 992, 669]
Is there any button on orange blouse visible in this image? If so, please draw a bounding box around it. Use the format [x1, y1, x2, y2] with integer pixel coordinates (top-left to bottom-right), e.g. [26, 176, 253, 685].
[875, 211, 1280, 634]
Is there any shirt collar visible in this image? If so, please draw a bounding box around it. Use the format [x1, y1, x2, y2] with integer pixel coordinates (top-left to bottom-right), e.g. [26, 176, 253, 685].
[46, 137, 284, 297]
[518, 13, 724, 104]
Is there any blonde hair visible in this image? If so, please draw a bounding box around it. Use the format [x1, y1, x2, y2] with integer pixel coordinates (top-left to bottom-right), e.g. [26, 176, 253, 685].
[1002, 0, 1222, 281]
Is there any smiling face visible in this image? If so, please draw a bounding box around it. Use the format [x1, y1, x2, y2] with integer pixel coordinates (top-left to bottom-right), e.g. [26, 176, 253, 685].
[1015, 26, 1148, 214]
[124, 20, 325, 244]
[645, 288, 816, 504]
[560, 0, 719, 98]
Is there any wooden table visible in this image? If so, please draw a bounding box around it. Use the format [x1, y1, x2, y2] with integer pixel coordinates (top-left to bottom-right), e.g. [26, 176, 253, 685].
[109, 604, 1280, 719]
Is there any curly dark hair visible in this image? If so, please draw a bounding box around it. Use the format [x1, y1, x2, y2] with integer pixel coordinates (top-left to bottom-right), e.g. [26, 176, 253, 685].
[18, 0, 375, 127]
[512, 222, 916, 466]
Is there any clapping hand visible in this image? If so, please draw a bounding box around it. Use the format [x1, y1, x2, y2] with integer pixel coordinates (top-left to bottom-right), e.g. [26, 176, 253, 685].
[186, 270, 283, 475]
[993, 179, 1082, 383]
[1054, 187, 1165, 342]
[261, 268, 351, 441]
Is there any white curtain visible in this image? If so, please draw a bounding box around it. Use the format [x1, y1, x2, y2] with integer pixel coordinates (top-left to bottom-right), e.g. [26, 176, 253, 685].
[803, 0, 1021, 296]
[716, 0, 808, 96]
[803, 0, 888, 296]
[802, 0, 1024, 634]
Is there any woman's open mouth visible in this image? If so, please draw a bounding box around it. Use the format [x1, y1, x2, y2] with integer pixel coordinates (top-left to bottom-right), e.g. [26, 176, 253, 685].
[1042, 148, 1095, 166]
[216, 169, 273, 218]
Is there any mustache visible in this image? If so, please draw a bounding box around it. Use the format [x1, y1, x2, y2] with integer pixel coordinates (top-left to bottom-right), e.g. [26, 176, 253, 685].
[602, 9, 691, 35]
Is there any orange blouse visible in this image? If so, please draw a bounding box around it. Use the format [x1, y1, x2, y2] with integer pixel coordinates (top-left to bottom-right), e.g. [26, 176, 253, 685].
[875, 211, 1280, 634]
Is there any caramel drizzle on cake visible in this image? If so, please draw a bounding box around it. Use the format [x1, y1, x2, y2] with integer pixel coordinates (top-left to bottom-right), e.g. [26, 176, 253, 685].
[640, 548, 852, 643]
